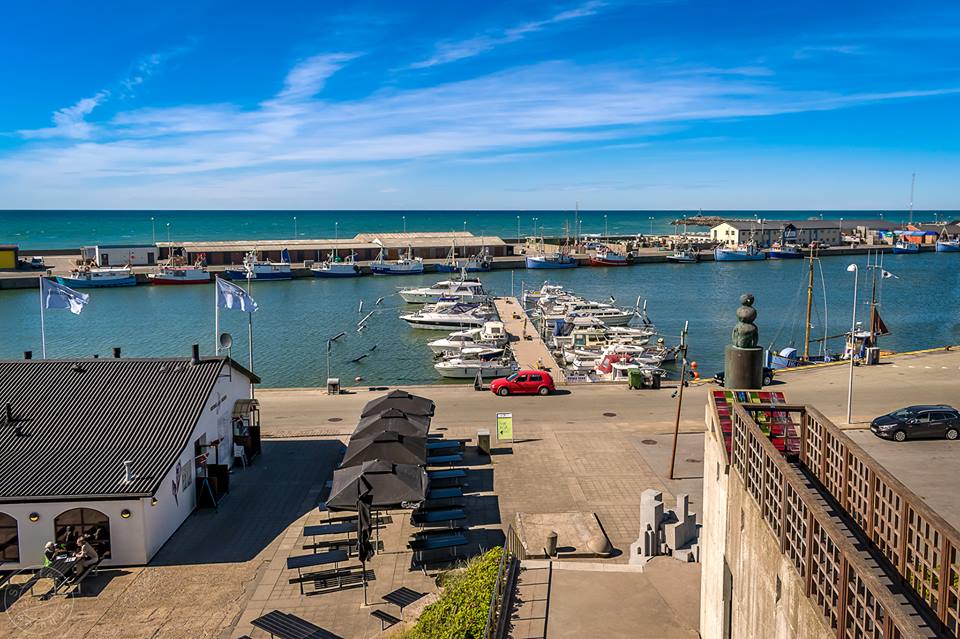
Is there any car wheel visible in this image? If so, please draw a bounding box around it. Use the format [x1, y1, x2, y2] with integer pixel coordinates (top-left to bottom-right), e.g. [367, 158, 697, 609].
[498, 387, 510, 396]
[893, 430, 907, 442]
[946, 428, 959, 441]
[537, 386, 550, 396]
[763, 374, 773, 386]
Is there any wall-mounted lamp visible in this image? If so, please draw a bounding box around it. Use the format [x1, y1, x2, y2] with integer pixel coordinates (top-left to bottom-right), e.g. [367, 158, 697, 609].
[29, 512, 40, 522]
[150, 498, 158, 507]
[120, 509, 131, 519]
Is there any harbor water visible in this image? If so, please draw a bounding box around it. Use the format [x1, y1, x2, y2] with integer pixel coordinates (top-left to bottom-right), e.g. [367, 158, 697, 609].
[1, 251, 957, 387]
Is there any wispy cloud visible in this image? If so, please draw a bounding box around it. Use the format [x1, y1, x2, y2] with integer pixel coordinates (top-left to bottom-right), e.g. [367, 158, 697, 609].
[409, 1, 606, 69]
[274, 53, 361, 102]
[793, 44, 865, 60]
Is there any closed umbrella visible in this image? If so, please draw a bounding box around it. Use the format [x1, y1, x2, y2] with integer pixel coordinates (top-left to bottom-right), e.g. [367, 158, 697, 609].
[327, 460, 428, 510]
[353, 407, 430, 438]
[342, 430, 427, 467]
[360, 390, 435, 418]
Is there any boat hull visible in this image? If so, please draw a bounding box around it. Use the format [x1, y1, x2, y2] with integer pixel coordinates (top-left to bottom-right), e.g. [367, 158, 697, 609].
[589, 257, 629, 266]
[434, 262, 491, 273]
[311, 265, 362, 277]
[56, 275, 136, 288]
[224, 269, 292, 280]
[148, 276, 211, 285]
[371, 265, 425, 275]
[399, 292, 486, 304]
[526, 256, 578, 269]
[936, 241, 960, 252]
[892, 245, 919, 255]
[434, 363, 516, 378]
[714, 248, 766, 261]
[767, 250, 804, 259]
[666, 255, 698, 263]
[401, 316, 489, 330]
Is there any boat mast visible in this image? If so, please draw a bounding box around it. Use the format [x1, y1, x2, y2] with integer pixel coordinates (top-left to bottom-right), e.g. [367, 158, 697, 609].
[908, 172, 916, 225]
[868, 251, 880, 348]
[803, 248, 814, 361]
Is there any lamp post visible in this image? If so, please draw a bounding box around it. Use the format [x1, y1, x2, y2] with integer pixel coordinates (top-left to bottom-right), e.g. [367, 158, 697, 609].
[326, 331, 347, 383]
[516, 216, 521, 242]
[293, 216, 298, 239]
[648, 216, 654, 236]
[166, 223, 171, 243]
[604, 214, 608, 239]
[839, 217, 843, 245]
[463, 220, 467, 232]
[402, 216, 406, 234]
[151, 217, 156, 244]
[846, 264, 859, 424]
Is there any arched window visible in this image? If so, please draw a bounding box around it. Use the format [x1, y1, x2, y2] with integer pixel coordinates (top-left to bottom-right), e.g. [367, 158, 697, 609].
[0, 512, 18, 562]
[54, 508, 110, 557]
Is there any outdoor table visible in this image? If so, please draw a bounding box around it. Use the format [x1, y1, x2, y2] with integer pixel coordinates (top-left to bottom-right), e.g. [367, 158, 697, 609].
[427, 469, 466, 480]
[426, 487, 463, 500]
[303, 521, 357, 556]
[426, 440, 463, 452]
[285, 549, 350, 595]
[32, 555, 77, 596]
[410, 507, 465, 527]
[426, 453, 463, 465]
[382, 586, 426, 616]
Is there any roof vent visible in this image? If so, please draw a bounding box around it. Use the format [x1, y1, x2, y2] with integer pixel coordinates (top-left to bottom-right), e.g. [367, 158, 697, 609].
[23, 351, 32, 360]
[71, 362, 86, 373]
[123, 460, 135, 484]
[191, 344, 200, 366]
[112, 347, 121, 358]
[4, 403, 12, 424]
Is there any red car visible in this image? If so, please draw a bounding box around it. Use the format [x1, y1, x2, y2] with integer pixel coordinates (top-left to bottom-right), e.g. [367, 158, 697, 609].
[490, 370, 556, 396]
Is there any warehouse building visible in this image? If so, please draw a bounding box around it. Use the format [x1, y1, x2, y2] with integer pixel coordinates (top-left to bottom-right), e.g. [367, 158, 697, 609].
[81, 244, 159, 266]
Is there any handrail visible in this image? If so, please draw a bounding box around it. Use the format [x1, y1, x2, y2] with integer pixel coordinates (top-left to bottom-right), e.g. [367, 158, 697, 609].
[482, 530, 516, 639]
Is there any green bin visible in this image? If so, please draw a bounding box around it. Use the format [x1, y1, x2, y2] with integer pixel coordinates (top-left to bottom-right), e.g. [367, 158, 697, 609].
[628, 368, 644, 389]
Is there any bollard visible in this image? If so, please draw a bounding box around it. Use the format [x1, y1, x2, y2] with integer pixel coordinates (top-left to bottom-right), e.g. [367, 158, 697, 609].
[477, 429, 491, 455]
[546, 530, 558, 557]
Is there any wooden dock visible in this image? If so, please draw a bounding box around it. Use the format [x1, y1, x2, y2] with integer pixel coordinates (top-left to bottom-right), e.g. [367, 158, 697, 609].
[493, 296, 565, 383]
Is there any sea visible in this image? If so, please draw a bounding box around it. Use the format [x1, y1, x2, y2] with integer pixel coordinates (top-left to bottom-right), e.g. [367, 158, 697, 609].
[1, 210, 958, 388]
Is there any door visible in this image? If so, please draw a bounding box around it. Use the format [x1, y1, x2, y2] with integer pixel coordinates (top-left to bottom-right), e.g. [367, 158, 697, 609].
[910, 412, 935, 438]
[528, 373, 544, 391]
[513, 374, 528, 391]
[101, 252, 109, 265]
[928, 412, 953, 437]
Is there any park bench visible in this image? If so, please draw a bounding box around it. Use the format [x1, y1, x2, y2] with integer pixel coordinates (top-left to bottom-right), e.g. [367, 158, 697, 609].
[370, 609, 402, 631]
[251, 610, 344, 639]
[285, 550, 350, 595]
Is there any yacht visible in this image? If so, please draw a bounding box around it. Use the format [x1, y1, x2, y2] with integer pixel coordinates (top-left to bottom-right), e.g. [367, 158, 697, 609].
[400, 302, 494, 330]
[57, 265, 136, 288]
[370, 246, 424, 275]
[539, 299, 637, 327]
[399, 277, 489, 304]
[225, 250, 293, 281]
[427, 322, 508, 354]
[434, 358, 517, 379]
[522, 282, 566, 305]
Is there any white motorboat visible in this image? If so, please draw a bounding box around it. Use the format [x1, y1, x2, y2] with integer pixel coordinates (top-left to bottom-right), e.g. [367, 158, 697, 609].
[399, 277, 489, 304]
[540, 300, 637, 327]
[147, 263, 211, 285]
[57, 265, 136, 288]
[370, 245, 424, 275]
[400, 302, 494, 330]
[434, 358, 517, 379]
[437, 346, 505, 361]
[522, 282, 566, 305]
[427, 321, 508, 354]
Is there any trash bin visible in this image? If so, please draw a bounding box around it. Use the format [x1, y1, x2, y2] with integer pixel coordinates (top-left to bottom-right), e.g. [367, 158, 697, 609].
[326, 378, 340, 395]
[865, 347, 880, 365]
[628, 368, 644, 389]
[651, 371, 662, 389]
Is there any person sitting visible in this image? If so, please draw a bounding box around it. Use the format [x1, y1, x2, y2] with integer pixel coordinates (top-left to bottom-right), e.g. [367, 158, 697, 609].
[43, 541, 57, 566]
[72, 536, 99, 576]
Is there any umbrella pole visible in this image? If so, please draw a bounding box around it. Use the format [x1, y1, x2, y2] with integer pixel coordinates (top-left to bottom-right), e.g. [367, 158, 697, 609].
[359, 510, 368, 606]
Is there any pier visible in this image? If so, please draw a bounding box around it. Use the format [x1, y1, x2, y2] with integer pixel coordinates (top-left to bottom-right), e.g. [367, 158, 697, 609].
[493, 296, 565, 383]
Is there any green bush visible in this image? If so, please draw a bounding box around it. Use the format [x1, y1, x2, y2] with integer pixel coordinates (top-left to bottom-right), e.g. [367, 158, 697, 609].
[405, 547, 503, 639]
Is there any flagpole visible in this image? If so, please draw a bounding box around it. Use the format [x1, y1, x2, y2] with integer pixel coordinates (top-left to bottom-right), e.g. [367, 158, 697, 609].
[38, 277, 47, 359]
[247, 274, 255, 400]
[214, 275, 220, 355]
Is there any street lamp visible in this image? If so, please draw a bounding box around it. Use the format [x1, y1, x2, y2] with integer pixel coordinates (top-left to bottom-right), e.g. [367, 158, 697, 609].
[402, 216, 406, 234]
[839, 217, 843, 245]
[463, 220, 467, 232]
[846, 264, 859, 424]
[293, 216, 298, 239]
[516, 215, 521, 242]
[151, 217, 156, 244]
[648, 216, 654, 236]
[166, 222, 171, 243]
[326, 331, 347, 382]
[604, 214, 608, 239]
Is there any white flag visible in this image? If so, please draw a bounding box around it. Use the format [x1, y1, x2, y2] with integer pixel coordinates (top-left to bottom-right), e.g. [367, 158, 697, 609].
[216, 278, 259, 312]
[881, 269, 898, 279]
[42, 278, 89, 315]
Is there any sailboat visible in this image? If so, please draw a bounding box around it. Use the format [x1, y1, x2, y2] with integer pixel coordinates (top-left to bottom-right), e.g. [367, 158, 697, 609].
[766, 248, 835, 369]
[311, 224, 363, 277]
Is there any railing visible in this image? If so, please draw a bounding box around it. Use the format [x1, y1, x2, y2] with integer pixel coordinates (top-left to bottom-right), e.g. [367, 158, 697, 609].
[483, 529, 520, 639]
[725, 402, 939, 638]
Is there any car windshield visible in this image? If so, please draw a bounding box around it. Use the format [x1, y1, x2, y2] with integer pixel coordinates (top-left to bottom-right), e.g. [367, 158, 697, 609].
[889, 408, 915, 419]
[505, 373, 518, 381]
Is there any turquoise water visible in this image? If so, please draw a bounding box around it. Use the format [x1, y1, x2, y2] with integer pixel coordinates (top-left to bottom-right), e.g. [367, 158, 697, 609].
[2, 252, 958, 387]
[1, 210, 950, 250]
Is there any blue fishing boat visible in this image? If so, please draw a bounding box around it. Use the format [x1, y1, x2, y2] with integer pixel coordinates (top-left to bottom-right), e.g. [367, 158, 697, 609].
[714, 244, 766, 261]
[525, 253, 578, 269]
[56, 266, 137, 288]
[311, 253, 362, 277]
[892, 241, 919, 255]
[767, 243, 804, 259]
[370, 246, 424, 275]
[936, 239, 960, 252]
[225, 249, 293, 280]
[434, 245, 492, 272]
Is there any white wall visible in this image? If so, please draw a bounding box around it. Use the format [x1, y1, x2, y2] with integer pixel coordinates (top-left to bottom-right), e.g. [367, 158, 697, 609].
[699, 404, 730, 639]
[0, 499, 146, 569]
[93, 245, 157, 266]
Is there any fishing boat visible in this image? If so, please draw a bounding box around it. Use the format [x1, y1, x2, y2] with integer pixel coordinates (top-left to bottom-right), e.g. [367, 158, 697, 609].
[399, 301, 493, 330]
[892, 240, 919, 254]
[767, 243, 804, 259]
[714, 244, 766, 261]
[311, 254, 362, 277]
[936, 239, 960, 252]
[434, 244, 492, 272]
[399, 276, 489, 304]
[525, 253, 577, 269]
[57, 265, 137, 288]
[434, 358, 517, 379]
[225, 249, 293, 281]
[147, 260, 211, 285]
[589, 246, 629, 266]
[665, 250, 699, 263]
[370, 245, 424, 275]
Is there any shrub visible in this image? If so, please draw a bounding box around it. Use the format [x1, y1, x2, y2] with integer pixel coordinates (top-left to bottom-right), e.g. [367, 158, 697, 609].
[406, 547, 503, 639]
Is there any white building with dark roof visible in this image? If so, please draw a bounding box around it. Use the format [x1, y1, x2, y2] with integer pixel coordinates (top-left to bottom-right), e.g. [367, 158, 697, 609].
[710, 219, 893, 247]
[0, 348, 259, 568]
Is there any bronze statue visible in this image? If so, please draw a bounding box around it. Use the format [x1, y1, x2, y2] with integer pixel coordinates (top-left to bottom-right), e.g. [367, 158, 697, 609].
[732, 293, 758, 349]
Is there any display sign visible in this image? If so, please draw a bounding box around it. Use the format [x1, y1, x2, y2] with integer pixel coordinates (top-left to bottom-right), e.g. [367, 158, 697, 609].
[496, 412, 514, 442]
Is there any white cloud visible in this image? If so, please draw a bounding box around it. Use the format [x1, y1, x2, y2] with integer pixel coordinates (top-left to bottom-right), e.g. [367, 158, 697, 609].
[793, 44, 865, 60]
[274, 53, 360, 102]
[20, 91, 110, 140]
[409, 1, 606, 68]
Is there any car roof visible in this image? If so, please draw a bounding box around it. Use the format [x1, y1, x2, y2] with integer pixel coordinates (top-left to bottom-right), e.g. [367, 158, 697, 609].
[904, 404, 957, 412]
[517, 369, 552, 377]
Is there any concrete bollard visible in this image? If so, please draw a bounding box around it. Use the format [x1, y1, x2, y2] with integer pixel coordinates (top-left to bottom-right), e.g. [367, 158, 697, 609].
[477, 429, 491, 455]
[546, 530, 558, 557]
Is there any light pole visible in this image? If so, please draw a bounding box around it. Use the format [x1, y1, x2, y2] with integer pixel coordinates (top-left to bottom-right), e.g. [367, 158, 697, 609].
[166, 222, 171, 243]
[516, 216, 521, 242]
[533, 217, 538, 237]
[151, 217, 156, 244]
[326, 331, 346, 382]
[402, 216, 406, 234]
[839, 217, 843, 245]
[293, 216, 298, 239]
[648, 216, 654, 236]
[846, 264, 859, 424]
[604, 214, 608, 239]
[463, 220, 467, 232]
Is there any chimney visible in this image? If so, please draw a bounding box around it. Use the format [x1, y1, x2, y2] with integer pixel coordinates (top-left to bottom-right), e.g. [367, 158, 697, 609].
[191, 344, 200, 365]
[23, 351, 32, 360]
[123, 460, 135, 483]
[4, 403, 11, 423]
[112, 347, 121, 358]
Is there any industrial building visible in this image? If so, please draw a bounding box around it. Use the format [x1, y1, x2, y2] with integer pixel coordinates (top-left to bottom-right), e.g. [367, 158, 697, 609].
[710, 219, 892, 248]
[0, 350, 259, 568]
[82, 244, 159, 266]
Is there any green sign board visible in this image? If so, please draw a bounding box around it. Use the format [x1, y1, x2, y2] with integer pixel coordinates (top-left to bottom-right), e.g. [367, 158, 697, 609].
[496, 412, 513, 441]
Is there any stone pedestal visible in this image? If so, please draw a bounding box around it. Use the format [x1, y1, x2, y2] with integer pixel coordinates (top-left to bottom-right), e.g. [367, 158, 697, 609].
[724, 345, 763, 389]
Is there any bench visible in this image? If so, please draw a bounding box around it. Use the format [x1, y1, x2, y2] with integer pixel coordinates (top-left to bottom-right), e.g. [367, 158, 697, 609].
[425, 453, 463, 466]
[286, 550, 350, 595]
[411, 526, 467, 539]
[251, 610, 344, 639]
[426, 486, 463, 500]
[410, 508, 466, 527]
[426, 439, 464, 452]
[427, 469, 466, 480]
[382, 586, 426, 615]
[409, 533, 468, 573]
[370, 609, 402, 631]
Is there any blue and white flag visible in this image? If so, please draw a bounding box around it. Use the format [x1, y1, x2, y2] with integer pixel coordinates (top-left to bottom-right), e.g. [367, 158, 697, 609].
[41, 278, 89, 315]
[216, 277, 259, 312]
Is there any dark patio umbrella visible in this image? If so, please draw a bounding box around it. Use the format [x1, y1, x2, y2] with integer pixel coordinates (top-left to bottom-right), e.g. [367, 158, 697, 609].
[327, 460, 428, 510]
[353, 407, 430, 438]
[360, 390, 435, 419]
[341, 429, 427, 467]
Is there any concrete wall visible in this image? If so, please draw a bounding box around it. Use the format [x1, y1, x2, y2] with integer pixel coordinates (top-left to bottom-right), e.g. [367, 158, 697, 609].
[699, 410, 834, 639]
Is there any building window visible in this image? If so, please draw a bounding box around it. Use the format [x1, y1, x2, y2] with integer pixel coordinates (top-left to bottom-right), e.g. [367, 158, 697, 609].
[55, 508, 111, 558]
[0, 512, 18, 562]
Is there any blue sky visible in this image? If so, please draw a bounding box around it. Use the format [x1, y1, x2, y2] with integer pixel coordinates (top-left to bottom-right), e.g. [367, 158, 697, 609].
[0, 0, 958, 209]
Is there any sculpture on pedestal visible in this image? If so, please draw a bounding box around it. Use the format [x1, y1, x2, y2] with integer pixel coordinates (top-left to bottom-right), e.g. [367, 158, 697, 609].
[723, 293, 764, 389]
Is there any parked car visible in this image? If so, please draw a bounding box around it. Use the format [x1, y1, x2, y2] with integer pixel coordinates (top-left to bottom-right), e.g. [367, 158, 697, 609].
[713, 367, 774, 387]
[490, 370, 556, 396]
[870, 405, 960, 442]
[29, 256, 46, 269]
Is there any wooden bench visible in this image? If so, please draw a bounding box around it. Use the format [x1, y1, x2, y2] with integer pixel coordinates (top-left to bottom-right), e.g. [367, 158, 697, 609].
[370, 609, 401, 631]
